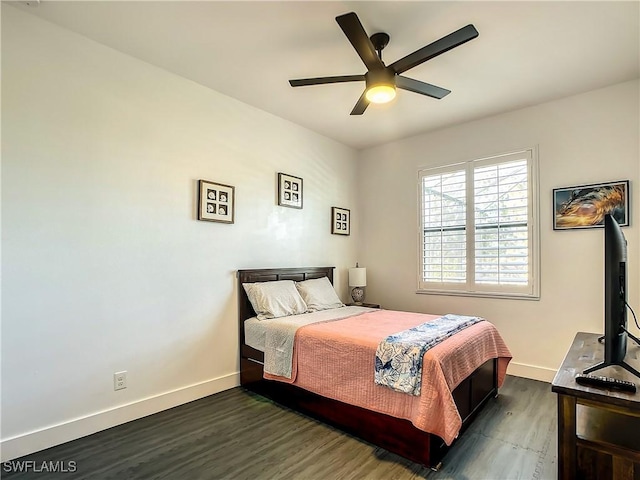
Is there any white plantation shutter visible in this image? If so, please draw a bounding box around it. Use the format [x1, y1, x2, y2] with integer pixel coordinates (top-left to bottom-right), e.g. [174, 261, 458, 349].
[422, 170, 467, 283]
[474, 159, 529, 285]
[419, 149, 539, 298]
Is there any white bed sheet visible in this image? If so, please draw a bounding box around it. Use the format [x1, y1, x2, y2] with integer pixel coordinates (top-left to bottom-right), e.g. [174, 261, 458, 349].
[244, 305, 377, 352]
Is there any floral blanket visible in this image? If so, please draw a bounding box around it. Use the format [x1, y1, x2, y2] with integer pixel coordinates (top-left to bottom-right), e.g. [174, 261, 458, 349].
[375, 314, 485, 395]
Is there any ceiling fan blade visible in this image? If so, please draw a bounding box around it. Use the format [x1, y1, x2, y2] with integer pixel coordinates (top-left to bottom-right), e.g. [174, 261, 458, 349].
[396, 76, 451, 99]
[289, 75, 365, 87]
[336, 12, 385, 71]
[350, 91, 370, 115]
[390, 24, 479, 74]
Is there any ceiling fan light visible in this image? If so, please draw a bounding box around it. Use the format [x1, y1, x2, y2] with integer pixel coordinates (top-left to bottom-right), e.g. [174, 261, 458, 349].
[365, 84, 396, 104]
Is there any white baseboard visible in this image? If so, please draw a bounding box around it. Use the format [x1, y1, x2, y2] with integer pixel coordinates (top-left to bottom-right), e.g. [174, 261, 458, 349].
[1, 373, 240, 462]
[507, 361, 557, 382]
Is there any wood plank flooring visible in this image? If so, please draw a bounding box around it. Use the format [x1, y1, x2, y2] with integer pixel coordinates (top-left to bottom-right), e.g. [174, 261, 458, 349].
[1, 375, 557, 479]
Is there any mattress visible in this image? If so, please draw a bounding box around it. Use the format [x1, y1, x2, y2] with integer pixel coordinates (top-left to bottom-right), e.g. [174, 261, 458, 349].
[244, 305, 377, 352]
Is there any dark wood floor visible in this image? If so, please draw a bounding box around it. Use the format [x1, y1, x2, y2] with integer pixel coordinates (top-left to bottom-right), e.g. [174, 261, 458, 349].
[2, 375, 557, 479]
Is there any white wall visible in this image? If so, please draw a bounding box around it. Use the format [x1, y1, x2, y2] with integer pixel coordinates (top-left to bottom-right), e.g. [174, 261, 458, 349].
[358, 79, 640, 382]
[1, 6, 359, 460]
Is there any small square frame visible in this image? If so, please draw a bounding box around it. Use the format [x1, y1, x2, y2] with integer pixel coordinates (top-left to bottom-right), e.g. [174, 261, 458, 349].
[553, 180, 629, 230]
[198, 179, 235, 224]
[331, 207, 350, 235]
[278, 173, 303, 209]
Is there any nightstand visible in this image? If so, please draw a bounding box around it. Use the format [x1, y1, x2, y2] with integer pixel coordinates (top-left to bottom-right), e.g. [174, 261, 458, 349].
[346, 302, 381, 309]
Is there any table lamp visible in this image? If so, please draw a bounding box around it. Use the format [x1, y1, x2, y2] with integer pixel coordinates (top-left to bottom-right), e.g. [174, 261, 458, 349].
[348, 263, 367, 304]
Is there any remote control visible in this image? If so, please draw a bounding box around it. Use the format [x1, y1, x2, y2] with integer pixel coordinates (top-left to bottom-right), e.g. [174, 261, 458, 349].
[575, 374, 637, 393]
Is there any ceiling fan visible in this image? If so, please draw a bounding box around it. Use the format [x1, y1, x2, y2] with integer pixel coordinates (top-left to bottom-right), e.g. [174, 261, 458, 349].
[289, 12, 479, 115]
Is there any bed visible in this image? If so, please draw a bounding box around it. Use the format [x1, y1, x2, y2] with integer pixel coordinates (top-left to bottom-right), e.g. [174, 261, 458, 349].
[237, 266, 511, 469]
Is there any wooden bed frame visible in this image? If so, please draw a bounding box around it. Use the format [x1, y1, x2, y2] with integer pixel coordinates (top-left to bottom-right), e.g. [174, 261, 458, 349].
[237, 266, 498, 469]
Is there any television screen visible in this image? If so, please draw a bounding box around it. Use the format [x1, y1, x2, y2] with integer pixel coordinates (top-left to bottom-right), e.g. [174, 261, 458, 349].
[583, 214, 640, 379]
[603, 213, 627, 364]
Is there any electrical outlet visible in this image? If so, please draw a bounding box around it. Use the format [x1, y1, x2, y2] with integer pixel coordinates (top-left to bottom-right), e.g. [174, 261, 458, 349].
[114, 371, 127, 391]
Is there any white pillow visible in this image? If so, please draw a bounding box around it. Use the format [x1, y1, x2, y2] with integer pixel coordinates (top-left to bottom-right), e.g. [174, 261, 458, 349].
[243, 280, 308, 320]
[295, 276, 344, 312]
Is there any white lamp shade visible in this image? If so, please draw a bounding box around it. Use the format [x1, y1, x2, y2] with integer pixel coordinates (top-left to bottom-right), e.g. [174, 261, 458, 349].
[349, 267, 367, 287]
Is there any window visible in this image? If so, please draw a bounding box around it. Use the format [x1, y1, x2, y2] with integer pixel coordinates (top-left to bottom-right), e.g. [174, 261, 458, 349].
[418, 148, 539, 299]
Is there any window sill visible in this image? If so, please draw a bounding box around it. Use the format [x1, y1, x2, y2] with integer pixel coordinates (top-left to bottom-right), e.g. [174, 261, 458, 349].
[416, 289, 540, 301]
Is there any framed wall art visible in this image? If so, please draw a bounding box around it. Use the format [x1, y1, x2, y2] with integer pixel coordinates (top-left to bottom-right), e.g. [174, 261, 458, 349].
[553, 180, 629, 230]
[331, 207, 350, 235]
[278, 173, 303, 209]
[198, 179, 235, 224]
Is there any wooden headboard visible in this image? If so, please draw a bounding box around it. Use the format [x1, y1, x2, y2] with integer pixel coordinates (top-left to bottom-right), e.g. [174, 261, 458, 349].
[237, 267, 334, 347]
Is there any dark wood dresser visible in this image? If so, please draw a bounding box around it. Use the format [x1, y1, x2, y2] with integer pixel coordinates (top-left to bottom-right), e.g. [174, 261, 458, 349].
[552, 332, 640, 480]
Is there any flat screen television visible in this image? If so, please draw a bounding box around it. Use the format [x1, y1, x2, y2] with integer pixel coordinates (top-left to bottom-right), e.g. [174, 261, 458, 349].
[583, 214, 640, 379]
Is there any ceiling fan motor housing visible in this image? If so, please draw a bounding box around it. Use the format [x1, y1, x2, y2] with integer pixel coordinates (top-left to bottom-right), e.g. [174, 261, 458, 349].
[365, 68, 395, 89]
[364, 68, 397, 104]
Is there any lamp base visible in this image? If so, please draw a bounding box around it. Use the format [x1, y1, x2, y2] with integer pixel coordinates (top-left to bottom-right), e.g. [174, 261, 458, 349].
[350, 287, 365, 304]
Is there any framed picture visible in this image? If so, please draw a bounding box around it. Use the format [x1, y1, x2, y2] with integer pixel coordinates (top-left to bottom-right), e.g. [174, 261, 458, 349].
[198, 179, 235, 224]
[278, 173, 303, 209]
[553, 180, 629, 230]
[331, 207, 350, 235]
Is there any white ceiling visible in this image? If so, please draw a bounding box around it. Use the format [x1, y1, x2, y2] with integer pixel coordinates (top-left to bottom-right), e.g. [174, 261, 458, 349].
[12, 1, 640, 150]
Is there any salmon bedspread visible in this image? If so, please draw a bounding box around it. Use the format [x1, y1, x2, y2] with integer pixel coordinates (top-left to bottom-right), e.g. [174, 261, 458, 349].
[264, 309, 512, 445]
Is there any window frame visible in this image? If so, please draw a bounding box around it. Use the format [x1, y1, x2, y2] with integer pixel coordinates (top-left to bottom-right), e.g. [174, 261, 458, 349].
[417, 147, 540, 300]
